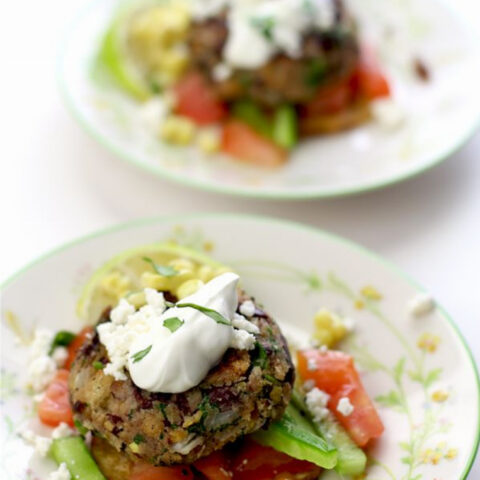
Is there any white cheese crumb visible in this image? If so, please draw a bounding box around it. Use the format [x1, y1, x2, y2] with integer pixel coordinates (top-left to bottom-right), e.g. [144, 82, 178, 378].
[52, 347, 69, 368]
[239, 300, 256, 318]
[229, 329, 256, 350]
[19, 428, 52, 457]
[29, 329, 54, 360]
[144, 288, 166, 312]
[306, 387, 330, 422]
[408, 293, 435, 318]
[52, 422, 73, 440]
[232, 313, 260, 334]
[371, 99, 405, 130]
[337, 397, 354, 417]
[307, 358, 317, 371]
[48, 462, 71, 480]
[303, 379, 316, 392]
[342, 317, 356, 332]
[27, 356, 57, 392]
[110, 299, 135, 325]
[213, 63, 232, 81]
[139, 97, 170, 133]
[319, 345, 328, 353]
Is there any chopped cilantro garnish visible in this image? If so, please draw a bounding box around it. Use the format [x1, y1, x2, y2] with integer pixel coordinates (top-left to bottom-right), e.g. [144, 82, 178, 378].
[163, 317, 184, 333]
[175, 302, 231, 326]
[49, 331, 76, 354]
[133, 434, 145, 444]
[131, 345, 152, 363]
[253, 341, 268, 369]
[93, 361, 104, 370]
[143, 257, 178, 277]
[250, 16, 275, 41]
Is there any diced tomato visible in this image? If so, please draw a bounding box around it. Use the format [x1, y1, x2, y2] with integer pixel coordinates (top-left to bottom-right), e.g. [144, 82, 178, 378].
[38, 369, 74, 427]
[298, 350, 384, 447]
[354, 45, 391, 100]
[65, 326, 94, 369]
[303, 80, 353, 116]
[194, 450, 232, 480]
[129, 463, 194, 480]
[174, 72, 227, 125]
[232, 440, 322, 480]
[221, 120, 287, 167]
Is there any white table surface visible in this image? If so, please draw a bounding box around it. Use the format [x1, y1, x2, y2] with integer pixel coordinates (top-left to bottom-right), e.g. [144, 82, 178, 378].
[1, 0, 479, 476]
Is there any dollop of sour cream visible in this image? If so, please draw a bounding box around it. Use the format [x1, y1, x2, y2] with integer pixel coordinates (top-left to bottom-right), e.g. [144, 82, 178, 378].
[192, 0, 336, 70]
[99, 272, 256, 394]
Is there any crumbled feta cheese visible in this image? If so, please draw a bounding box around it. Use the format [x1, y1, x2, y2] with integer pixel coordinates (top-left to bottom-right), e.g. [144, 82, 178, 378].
[29, 329, 54, 360]
[139, 97, 170, 133]
[303, 379, 316, 392]
[144, 288, 166, 312]
[52, 422, 73, 440]
[408, 293, 435, 317]
[307, 358, 317, 371]
[52, 346, 69, 367]
[342, 317, 356, 332]
[337, 397, 354, 417]
[371, 99, 405, 130]
[319, 345, 328, 353]
[110, 299, 136, 325]
[33, 392, 46, 403]
[239, 300, 256, 318]
[232, 313, 260, 334]
[306, 388, 330, 422]
[229, 329, 256, 350]
[27, 356, 57, 392]
[48, 462, 71, 480]
[19, 428, 52, 457]
[213, 63, 232, 81]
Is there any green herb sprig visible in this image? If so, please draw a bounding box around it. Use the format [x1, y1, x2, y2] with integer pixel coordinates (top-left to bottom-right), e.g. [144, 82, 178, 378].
[131, 345, 152, 363]
[143, 257, 178, 277]
[49, 331, 76, 355]
[163, 317, 184, 333]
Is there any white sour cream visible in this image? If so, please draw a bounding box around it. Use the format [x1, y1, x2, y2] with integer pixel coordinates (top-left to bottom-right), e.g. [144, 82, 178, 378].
[192, 0, 336, 69]
[99, 272, 256, 394]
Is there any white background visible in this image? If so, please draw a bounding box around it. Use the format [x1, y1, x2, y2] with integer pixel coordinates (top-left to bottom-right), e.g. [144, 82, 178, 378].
[0, 0, 479, 476]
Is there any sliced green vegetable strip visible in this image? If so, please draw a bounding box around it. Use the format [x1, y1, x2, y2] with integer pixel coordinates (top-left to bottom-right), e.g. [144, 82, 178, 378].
[292, 390, 367, 475]
[50, 437, 106, 480]
[99, 16, 150, 101]
[232, 101, 272, 137]
[253, 404, 337, 469]
[272, 105, 298, 149]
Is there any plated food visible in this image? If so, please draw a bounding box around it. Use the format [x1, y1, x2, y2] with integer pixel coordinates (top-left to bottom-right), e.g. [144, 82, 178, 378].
[20, 245, 383, 479]
[99, 0, 392, 167]
[2, 215, 479, 479]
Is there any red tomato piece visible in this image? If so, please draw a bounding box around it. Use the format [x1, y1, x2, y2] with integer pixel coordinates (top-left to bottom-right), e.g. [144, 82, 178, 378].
[221, 120, 287, 167]
[298, 350, 384, 447]
[129, 463, 194, 480]
[65, 326, 94, 369]
[194, 450, 232, 480]
[38, 369, 74, 427]
[303, 80, 353, 116]
[354, 45, 391, 100]
[174, 72, 227, 125]
[232, 440, 321, 480]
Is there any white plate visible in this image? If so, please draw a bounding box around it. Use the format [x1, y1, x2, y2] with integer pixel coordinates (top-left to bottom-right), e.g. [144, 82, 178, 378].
[1, 214, 479, 479]
[59, 0, 480, 199]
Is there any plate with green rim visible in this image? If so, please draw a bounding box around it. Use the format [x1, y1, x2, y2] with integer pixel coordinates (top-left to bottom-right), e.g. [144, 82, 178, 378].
[1, 213, 479, 479]
[58, 0, 480, 199]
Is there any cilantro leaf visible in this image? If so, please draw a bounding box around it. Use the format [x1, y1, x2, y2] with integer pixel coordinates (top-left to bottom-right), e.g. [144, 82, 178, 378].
[131, 345, 152, 363]
[163, 317, 184, 333]
[175, 302, 231, 326]
[143, 257, 178, 277]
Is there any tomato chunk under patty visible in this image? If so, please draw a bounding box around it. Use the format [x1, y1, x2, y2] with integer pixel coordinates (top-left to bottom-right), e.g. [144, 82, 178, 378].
[38, 369, 74, 427]
[65, 326, 94, 369]
[298, 350, 384, 447]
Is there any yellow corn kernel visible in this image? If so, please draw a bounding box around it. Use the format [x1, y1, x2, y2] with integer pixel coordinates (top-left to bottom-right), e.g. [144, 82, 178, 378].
[127, 291, 147, 309]
[176, 279, 205, 299]
[197, 265, 215, 283]
[168, 258, 196, 271]
[100, 272, 132, 299]
[128, 442, 140, 453]
[159, 50, 189, 78]
[197, 130, 221, 154]
[313, 309, 351, 348]
[445, 448, 458, 460]
[141, 271, 170, 290]
[431, 390, 449, 403]
[360, 286, 382, 300]
[160, 116, 196, 145]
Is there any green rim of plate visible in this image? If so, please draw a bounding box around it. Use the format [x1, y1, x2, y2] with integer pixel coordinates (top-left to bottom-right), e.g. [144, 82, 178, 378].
[56, 0, 480, 200]
[1, 213, 479, 480]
